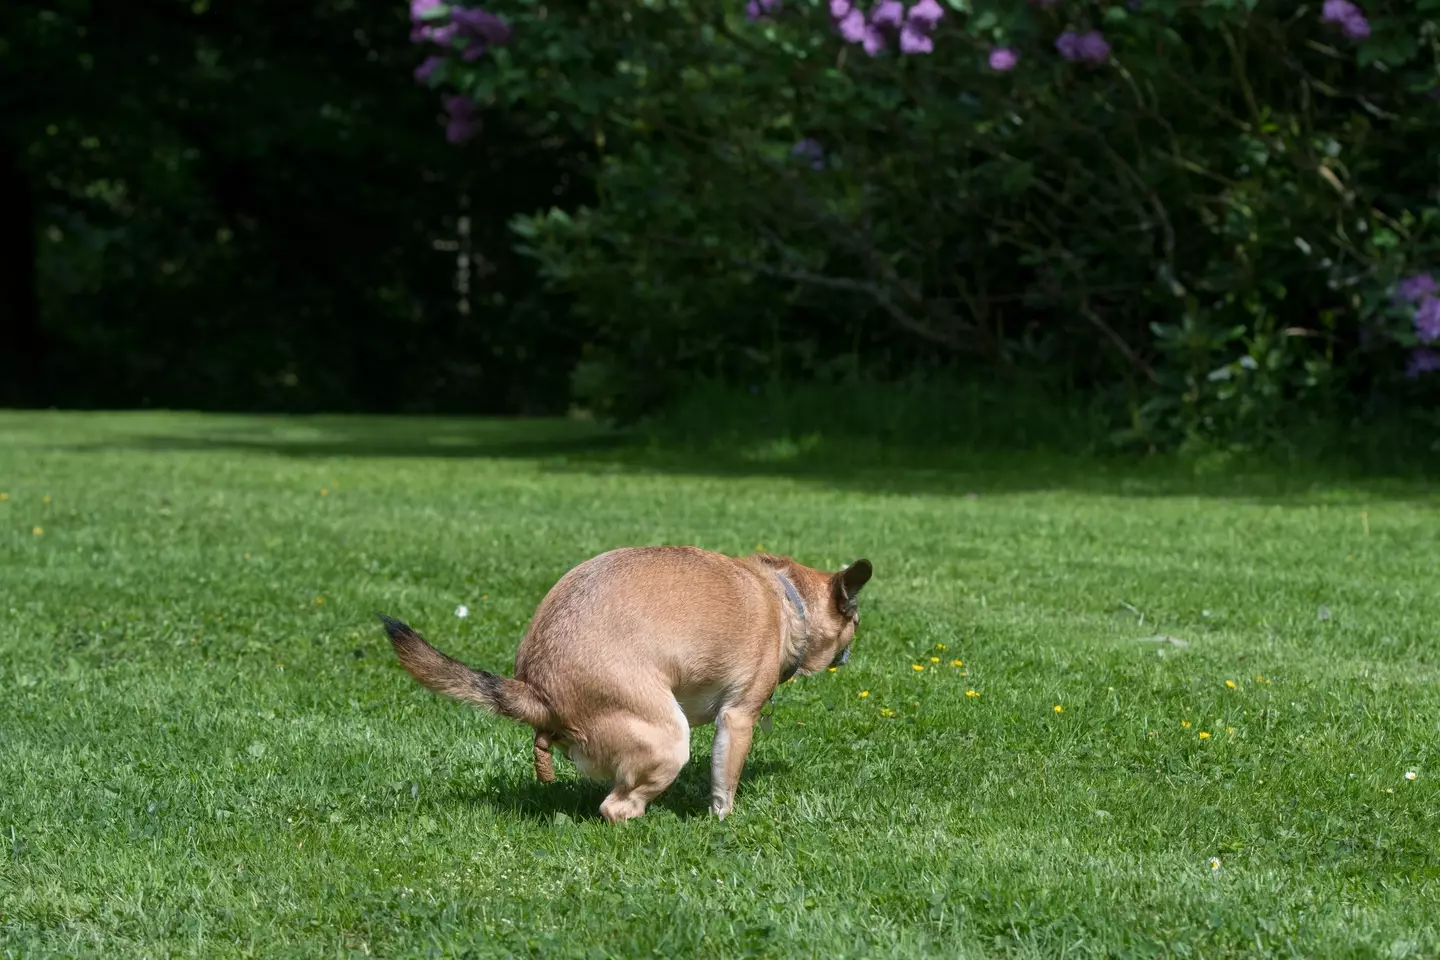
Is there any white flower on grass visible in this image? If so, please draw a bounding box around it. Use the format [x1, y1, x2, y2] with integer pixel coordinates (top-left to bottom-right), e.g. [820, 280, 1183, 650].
[455, 605, 469, 619]
[1406, 770, 1417, 781]
[1209, 857, 1221, 871]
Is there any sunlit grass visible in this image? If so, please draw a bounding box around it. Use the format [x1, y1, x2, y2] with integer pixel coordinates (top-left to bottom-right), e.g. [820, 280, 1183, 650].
[2, 412, 1437, 957]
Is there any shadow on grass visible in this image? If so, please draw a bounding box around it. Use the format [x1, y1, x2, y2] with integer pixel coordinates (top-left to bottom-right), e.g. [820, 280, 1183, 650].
[458, 756, 792, 824]
[25, 412, 1440, 504]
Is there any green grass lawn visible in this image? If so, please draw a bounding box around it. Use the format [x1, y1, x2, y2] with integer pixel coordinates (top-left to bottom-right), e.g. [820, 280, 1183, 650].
[2, 412, 1438, 958]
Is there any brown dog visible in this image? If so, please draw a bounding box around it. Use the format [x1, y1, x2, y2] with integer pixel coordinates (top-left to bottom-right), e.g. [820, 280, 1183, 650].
[377, 546, 872, 822]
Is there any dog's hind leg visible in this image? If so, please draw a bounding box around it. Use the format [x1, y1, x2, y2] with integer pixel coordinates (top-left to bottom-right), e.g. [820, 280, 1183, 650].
[596, 709, 690, 823]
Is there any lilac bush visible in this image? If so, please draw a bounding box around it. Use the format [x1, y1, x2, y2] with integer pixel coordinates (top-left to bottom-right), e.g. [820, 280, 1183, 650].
[411, 0, 1440, 433]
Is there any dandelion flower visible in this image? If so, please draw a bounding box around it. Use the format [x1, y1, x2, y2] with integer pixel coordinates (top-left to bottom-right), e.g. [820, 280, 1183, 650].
[1054, 704, 1064, 714]
[930, 657, 940, 664]
[951, 659, 963, 667]
[828, 667, 838, 673]
[1199, 731, 1211, 739]
[936, 643, 947, 651]
[880, 707, 896, 718]
[0, 492, 9, 501]
[42, 496, 51, 504]
[1406, 770, 1418, 781]
[912, 664, 925, 672]
[320, 488, 329, 496]
[1181, 720, 1192, 728]
[1209, 857, 1221, 871]
[1225, 680, 1236, 689]
[965, 689, 980, 698]
[859, 690, 869, 698]
[455, 604, 469, 618]
[314, 596, 325, 605]
[32, 527, 43, 536]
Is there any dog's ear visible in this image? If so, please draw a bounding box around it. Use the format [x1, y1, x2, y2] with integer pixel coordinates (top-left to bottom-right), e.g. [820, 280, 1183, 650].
[832, 559, 873, 615]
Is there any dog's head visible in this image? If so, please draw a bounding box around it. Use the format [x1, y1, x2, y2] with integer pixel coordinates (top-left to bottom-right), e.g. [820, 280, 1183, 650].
[821, 558, 873, 669]
[757, 553, 873, 677]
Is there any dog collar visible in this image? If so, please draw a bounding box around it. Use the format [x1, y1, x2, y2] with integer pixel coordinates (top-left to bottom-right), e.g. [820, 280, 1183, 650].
[775, 572, 807, 623]
[775, 572, 809, 683]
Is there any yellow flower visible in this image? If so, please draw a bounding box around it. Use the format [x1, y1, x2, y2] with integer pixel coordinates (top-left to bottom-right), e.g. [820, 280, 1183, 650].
[951, 659, 963, 667]
[0, 492, 9, 501]
[912, 664, 924, 672]
[1209, 857, 1221, 871]
[1225, 680, 1236, 689]
[32, 527, 43, 536]
[1198, 731, 1211, 739]
[314, 596, 325, 605]
[859, 690, 869, 698]
[961, 670, 968, 677]
[320, 488, 329, 496]
[828, 667, 837, 673]
[965, 689, 980, 698]
[42, 496, 51, 504]
[936, 643, 947, 651]
[1181, 720, 1191, 728]
[1226, 727, 1236, 736]
[929, 657, 940, 664]
[880, 707, 896, 718]
[1053, 704, 1064, 714]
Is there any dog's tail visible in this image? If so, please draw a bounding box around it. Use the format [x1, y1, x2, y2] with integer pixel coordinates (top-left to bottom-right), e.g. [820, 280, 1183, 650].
[376, 613, 555, 729]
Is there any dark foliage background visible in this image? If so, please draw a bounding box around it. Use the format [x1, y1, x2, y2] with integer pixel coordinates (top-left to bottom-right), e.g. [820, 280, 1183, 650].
[2, 0, 585, 414]
[4, 0, 1440, 459]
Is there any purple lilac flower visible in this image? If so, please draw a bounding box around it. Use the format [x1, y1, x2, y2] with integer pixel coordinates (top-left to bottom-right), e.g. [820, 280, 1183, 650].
[899, 21, 933, 53]
[746, 0, 781, 22]
[871, 0, 905, 29]
[1405, 347, 1440, 378]
[988, 46, 1019, 71]
[451, 7, 511, 45]
[906, 0, 945, 30]
[1321, 0, 1369, 40]
[411, 0, 444, 21]
[1076, 30, 1111, 63]
[443, 95, 482, 144]
[791, 138, 825, 170]
[1055, 31, 1082, 60]
[412, 21, 458, 45]
[837, 8, 867, 43]
[862, 23, 886, 55]
[414, 55, 444, 83]
[1341, 14, 1370, 37]
[1321, 0, 1358, 22]
[1416, 296, 1440, 343]
[830, 0, 851, 16]
[1396, 273, 1437, 304]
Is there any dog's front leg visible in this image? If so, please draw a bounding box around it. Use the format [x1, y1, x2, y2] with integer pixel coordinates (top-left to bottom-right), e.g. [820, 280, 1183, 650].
[710, 705, 759, 819]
